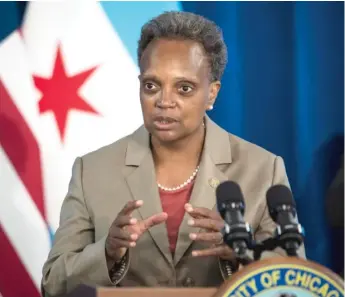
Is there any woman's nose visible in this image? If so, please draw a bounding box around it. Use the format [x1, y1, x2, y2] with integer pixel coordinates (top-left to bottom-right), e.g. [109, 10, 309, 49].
[156, 90, 176, 108]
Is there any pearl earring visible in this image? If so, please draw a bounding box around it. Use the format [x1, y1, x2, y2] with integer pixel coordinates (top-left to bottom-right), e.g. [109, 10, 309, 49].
[208, 105, 213, 110]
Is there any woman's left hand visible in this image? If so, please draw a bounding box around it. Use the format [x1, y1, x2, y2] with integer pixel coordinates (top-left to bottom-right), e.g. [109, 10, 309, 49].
[185, 203, 235, 261]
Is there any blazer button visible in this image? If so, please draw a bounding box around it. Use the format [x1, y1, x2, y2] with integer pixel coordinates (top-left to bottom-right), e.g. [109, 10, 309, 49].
[183, 277, 195, 287]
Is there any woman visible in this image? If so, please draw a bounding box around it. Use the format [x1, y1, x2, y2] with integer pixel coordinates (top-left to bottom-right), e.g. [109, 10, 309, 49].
[41, 11, 305, 296]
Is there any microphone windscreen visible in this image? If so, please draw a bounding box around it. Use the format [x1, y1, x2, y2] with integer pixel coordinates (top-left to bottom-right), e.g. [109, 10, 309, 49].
[266, 184, 296, 210]
[216, 181, 244, 210]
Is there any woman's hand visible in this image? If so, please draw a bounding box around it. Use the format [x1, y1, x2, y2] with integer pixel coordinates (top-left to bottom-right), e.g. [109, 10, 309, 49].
[185, 203, 236, 261]
[105, 200, 167, 265]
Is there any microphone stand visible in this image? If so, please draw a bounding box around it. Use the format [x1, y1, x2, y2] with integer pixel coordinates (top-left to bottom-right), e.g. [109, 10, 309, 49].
[222, 222, 304, 265]
[252, 238, 278, 261]
[236, 254, 254, 266]
[224, 235, 301, 266]
[252, 235, 301, 261]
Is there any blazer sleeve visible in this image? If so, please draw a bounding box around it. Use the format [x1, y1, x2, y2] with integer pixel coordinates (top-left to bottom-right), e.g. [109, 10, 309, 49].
[254, 156, 306, 260]
[41, 157, 128, 297]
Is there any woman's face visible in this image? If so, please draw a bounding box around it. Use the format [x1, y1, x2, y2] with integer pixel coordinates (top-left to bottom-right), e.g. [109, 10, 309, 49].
[139, 38, 220, 144]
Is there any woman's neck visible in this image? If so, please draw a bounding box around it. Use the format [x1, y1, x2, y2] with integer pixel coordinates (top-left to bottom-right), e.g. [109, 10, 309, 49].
[151, 124, 205, 167]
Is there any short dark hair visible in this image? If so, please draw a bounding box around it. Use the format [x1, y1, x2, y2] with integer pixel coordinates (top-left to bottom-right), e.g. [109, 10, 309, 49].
[138, 11, 228, 81]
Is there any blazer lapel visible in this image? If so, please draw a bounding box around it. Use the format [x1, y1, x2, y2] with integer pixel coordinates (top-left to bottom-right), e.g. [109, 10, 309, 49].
[173, 154, 229, 265]
[173, 116, 233, 265]
[125, 126, 173, 265]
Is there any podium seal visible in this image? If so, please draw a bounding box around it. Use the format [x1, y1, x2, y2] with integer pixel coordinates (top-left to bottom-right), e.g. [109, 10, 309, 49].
[215, 257, 344, 297]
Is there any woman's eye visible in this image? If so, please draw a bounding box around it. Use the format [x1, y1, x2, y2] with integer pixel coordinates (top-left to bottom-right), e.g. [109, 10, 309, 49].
[144, 83, 156, 90]
[179, 85, 193, 93]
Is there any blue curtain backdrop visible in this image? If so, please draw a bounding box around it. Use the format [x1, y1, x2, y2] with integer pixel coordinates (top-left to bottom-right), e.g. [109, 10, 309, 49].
[181, 1, 344, 273]
[0, 1, 343, 274]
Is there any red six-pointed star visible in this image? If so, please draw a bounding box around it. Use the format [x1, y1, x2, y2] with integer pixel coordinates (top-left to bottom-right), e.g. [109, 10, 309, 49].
[33, 46, 100, 142]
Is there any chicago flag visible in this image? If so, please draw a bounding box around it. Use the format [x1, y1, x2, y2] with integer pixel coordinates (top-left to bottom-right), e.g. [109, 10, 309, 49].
[0, 1, 180, 296]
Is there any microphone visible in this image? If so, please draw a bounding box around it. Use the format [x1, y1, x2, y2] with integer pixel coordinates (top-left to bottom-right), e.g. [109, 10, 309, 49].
[266, 185, 304, 256]
[216, 181, 253, 258]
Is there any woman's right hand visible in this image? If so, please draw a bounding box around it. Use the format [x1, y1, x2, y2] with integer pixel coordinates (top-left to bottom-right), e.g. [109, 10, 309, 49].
[105, 200, 168, 265]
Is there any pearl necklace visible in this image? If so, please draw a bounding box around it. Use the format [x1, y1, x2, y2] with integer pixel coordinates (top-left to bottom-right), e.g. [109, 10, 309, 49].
[158, 166, 200, 192]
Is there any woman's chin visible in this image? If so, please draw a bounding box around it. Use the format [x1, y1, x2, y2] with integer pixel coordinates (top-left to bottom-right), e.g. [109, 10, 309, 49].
[151, 130, 181, 144]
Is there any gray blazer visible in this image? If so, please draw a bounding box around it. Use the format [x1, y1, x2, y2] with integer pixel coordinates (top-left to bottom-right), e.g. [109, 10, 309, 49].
[41, 116, 305, 296]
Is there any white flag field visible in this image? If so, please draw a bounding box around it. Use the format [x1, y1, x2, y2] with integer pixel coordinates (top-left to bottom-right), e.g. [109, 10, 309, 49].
[0, 1, 180, 296]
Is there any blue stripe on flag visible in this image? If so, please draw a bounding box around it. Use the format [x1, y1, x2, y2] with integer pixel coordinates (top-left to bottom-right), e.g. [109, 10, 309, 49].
[47, 225, 55, 246]
[101, 1, 182, 66]
[0, 2, 27, 43]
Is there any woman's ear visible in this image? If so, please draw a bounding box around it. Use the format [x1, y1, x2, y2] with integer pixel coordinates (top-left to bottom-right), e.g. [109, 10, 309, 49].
[207, 81, 221, 110]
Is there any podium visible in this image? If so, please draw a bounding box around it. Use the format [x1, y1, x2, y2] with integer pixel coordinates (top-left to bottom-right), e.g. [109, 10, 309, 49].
[66, 286, 217, 297]
[66, 257, 344, 297]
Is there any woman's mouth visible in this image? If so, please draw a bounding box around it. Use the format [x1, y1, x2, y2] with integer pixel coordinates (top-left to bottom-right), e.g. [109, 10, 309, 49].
[153, 116, 178, 130]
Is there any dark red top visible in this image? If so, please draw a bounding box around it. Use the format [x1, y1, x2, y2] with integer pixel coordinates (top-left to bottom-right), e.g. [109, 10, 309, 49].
[159, 181, 194, 254]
